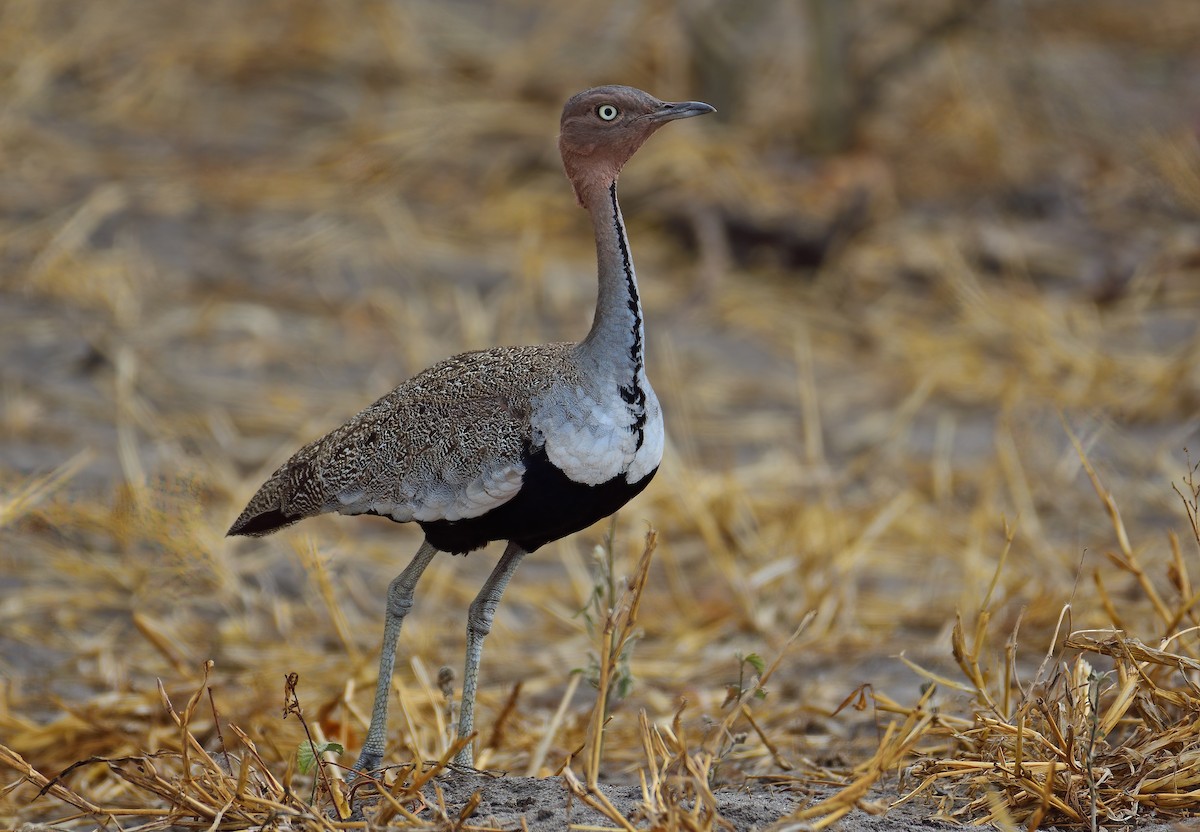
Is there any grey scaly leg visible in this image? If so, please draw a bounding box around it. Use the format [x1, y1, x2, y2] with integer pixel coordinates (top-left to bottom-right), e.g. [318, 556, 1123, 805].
[352, 539, 439, 775]
[454, 541, 527, 767]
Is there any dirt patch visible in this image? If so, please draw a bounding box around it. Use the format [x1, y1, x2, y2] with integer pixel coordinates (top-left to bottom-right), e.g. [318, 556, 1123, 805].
[359, 773, 1180, 830]
[404, 773, 799, 831]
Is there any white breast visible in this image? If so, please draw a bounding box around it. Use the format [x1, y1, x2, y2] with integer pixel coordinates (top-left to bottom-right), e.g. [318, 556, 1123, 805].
[534, 377, 663, 486]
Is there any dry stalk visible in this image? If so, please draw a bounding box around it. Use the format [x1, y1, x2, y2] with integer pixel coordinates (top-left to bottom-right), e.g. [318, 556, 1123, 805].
[599, 706, 735, 831]
[0, 743, 102, 816]
[562, 765, 639, 832]
[879, 431, 1200, 826]
[282, 671, 350, 820]
[525, 671, 581, 777]
[0, 448, 93, 529]
[584, 528, 658, 790]
[1064, 420, 1171, 626]
[363, 736, 469, 827]
[781, 685, 938, 830]
[897, 472, 1200, 828]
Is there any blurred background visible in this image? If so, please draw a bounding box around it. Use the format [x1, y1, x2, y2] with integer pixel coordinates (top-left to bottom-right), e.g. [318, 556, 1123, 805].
[2, 0, 1200, 818]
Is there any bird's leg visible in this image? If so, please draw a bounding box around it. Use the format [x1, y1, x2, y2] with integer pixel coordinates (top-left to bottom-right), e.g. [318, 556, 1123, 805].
[352, 538, 439, 776]
[455, 541, 527, 767]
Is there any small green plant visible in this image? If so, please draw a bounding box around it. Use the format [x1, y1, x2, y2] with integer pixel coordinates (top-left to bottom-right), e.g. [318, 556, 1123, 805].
[578, 528, 658, 789]
[577, 517, 639, 708]
[709, 651, 769, 784]
[282, 673, 346, 814]
[723, 651, 767, 708]
[296, 740, 344, 776]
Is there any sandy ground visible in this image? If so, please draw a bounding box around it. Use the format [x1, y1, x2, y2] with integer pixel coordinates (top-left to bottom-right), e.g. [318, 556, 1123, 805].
[382, 773, 1187, 831]
[375, 773, 850, 830]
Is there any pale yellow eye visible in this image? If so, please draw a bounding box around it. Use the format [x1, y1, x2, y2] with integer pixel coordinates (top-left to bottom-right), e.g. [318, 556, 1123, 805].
[596, 104, 619, 121]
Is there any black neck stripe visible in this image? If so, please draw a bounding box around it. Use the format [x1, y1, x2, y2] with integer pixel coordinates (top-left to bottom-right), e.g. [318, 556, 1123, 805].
[608, 181, 647, 451]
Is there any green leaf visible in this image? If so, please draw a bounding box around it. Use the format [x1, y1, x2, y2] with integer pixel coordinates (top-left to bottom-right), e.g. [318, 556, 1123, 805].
[296, 741, 344, 774]
[744, 653, 766, 675]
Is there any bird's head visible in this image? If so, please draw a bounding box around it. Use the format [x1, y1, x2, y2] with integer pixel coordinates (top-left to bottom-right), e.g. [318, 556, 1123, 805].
[559, 85, 715, 207]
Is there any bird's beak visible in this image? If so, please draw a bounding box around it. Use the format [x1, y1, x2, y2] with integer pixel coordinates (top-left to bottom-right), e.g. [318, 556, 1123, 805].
[644, 100, 717, 123]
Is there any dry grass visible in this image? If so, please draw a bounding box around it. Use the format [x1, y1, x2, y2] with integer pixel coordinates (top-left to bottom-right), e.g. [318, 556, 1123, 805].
[2, 0, 1200, 829]
[887, 447, 1200, 828]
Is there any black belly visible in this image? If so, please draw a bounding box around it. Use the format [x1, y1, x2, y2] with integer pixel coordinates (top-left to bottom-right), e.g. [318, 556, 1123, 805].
[415, 446, 657, 554]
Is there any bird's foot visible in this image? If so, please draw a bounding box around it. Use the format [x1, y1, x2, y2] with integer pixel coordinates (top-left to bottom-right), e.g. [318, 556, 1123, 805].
[451, 749, 475, 770]
[349, 750, 383, 781]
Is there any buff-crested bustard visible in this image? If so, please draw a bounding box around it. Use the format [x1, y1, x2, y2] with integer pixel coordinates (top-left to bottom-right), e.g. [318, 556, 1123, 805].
[227, 86, 715, 774]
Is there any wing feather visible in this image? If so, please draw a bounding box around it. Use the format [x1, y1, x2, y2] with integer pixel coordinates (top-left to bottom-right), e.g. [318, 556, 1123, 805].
[227, 344, 577, 537]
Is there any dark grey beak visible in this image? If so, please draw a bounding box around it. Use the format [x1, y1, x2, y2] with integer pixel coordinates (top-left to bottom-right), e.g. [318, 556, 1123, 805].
[646, 100, 717, 123]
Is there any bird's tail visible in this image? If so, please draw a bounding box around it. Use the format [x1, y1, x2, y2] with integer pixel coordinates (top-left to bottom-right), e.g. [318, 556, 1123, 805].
[226, 457, 317, 537]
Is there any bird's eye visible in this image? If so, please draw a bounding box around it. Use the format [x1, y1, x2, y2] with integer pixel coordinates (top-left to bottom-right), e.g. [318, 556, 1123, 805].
[596, 104, 619, 121]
